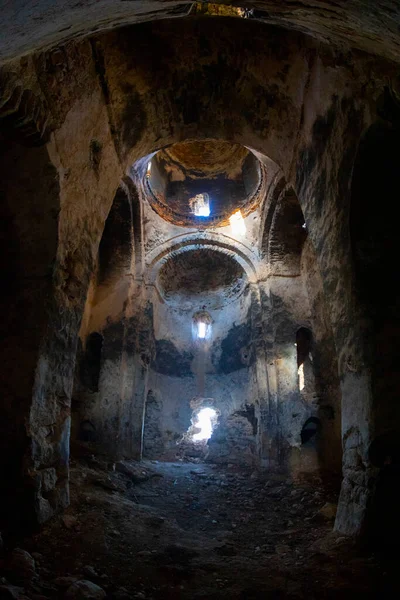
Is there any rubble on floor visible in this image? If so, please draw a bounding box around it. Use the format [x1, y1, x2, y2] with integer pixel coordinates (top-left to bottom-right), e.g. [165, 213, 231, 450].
[0, 458, 396, 599]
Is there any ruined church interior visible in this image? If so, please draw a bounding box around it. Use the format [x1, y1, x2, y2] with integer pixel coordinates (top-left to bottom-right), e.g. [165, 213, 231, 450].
[1, 1, 400, 598]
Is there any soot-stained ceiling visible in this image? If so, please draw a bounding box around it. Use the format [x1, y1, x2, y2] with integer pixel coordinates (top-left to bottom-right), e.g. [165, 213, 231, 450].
[157, 247, 248, 310]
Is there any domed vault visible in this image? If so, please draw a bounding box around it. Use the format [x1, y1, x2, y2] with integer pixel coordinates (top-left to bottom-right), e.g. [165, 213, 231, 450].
[157, 247, 248, 310]
[145, 139, 264, 227]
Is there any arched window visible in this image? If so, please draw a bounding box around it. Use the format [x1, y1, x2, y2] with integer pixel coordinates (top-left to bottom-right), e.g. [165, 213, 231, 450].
[301, 417, 321, 446]
[192, 311, 212, 341]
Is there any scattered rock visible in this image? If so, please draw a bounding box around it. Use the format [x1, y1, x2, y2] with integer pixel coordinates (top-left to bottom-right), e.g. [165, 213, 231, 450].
[92, 477, 120, 492]
[159, 544, 198, 565]
[319, 502, 337, 520]
[275, 544, 291, 555]
[31, 553, 43, 563]
[62, 515, 78, 530]
[114, 588, 131, 600]
[82, 566, 98, 580]
[65, 580, 106, 599]
[53, 577, 80, 588]
[335, 536, 348, 545]
[115, 462, 150, 483]
[145, 516, 165, 528]
[0, 583, 29, 599]
[7, 549, 36, 584]
[136, 550, 152, 558]
[213, 544, 237, 556]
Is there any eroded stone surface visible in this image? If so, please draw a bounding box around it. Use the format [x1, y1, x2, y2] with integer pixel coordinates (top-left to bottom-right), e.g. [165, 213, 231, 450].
[1, 0, 399, 558]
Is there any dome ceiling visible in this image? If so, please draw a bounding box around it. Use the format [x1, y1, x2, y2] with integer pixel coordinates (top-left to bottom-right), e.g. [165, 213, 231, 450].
[145, 139, 264, 227]
[157, 247, 248, 310]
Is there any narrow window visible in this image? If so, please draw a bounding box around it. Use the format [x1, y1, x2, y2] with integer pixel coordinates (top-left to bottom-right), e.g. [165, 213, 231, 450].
[192, 310, 212, 341]
[296, 327, 312, 392]
[198, 321, 207, 339]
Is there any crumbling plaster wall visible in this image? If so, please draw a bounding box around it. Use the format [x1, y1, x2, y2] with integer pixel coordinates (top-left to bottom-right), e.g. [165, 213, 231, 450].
[301, 237, 342, 476]
[71, 177, 153, 461]
[144, 273, 260, 465]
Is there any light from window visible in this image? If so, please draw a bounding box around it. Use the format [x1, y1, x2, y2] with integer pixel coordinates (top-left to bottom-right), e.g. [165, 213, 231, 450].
[190, 193, 210, 217]
[198, 322, 207, 339]
[193, 407, 216, 441]
[298, 363, 305, 391]
[229, 210, 246, 235]
[146, 161, 152, 177]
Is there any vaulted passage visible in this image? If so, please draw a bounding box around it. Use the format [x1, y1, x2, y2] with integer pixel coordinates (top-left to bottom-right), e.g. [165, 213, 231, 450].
[1, 4, 400, 599]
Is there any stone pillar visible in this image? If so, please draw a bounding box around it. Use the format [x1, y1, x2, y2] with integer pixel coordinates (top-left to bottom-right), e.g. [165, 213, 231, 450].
[249, 286, 273, 467]
[0, 138, 70, 529]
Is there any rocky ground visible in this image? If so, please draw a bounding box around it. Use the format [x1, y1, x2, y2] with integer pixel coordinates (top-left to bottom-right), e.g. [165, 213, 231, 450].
[1, 456, 398, 599]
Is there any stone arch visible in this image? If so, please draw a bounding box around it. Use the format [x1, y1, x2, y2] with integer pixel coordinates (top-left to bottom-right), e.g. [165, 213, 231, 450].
[301, 416, 321, 446]
[98, 183, 133, 285]
[146, 233, 258, 295]
[2, 2, 399, 64]
[122, 176, 143, 277]
[98, 175, 143, 285]
[267, 186, 307, 276]
[260, 175, 287, 258]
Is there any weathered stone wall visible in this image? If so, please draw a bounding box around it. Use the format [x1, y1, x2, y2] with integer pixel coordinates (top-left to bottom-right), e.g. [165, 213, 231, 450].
[143, 283, 260, 466]
[0, 139, 60, 529]
[301, 237, 342, 477]
[71, 177, 152, 461]
[0, 43, 122, 529]
[1, 12, 398, 538]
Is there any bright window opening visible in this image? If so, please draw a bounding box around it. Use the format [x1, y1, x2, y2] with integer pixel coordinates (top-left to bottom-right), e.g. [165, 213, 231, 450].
[198, 322, 207, 339]
[193, 408, 217, 441]
[298, 363, 305, 391]
[190, 193, 210, 217]
[229, 209, 246, 235]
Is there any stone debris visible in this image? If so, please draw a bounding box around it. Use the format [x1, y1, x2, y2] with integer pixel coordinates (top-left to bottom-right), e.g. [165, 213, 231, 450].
[319, 502, 338, 521]
[62, 515, 78, 530]
[6, 549, 36, 584]
[115, 462, 152, 483]
[64, 580, 106, 599]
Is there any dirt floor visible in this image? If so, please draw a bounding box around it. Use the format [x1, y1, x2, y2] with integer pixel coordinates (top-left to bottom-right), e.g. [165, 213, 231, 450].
[1, 455, 399, 599]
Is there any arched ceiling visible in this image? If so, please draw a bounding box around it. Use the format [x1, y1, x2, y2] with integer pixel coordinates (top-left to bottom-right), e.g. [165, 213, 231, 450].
[1, 2, 400, 65]
[157, 246, 248, 310]
[145, 140, 263, 227]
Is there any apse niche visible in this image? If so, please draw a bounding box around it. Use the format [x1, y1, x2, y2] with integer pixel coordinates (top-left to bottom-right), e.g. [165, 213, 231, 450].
[145, 139, 264, 227]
